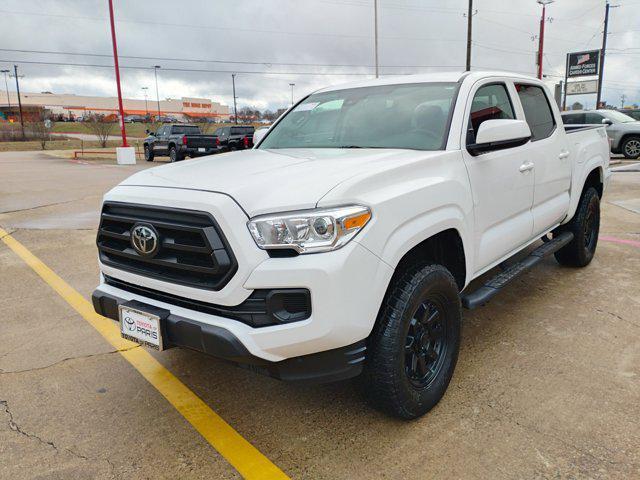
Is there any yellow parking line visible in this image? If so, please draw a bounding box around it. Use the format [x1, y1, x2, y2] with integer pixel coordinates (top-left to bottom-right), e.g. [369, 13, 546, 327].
[0, 227, 289, 480]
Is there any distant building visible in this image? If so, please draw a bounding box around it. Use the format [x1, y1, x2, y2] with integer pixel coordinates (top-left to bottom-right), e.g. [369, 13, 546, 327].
[0, 91, 230, 121]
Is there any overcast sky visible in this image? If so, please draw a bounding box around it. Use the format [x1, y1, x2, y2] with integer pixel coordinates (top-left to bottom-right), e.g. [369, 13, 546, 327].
[1, 0, 639, 111]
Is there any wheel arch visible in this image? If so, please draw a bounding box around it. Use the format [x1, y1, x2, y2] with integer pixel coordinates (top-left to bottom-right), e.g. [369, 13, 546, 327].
[388, 228, 467, 292]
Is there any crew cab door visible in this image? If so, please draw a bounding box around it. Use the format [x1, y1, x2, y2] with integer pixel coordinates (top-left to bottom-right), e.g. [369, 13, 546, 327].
[153, 125, 169, 153]
[513, 83, 571, 236]
[461, 80, 535, 273]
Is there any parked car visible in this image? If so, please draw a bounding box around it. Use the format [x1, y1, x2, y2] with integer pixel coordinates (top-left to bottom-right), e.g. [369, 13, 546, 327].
[124, 115, 146, 123]
[155, 115, 178, 123]
[93, 71, 610, 419]
[143, 124, 219, 162]
[618, 108, 640, 122]
[212, 125, 254, 151]
[561, 109, 640, 158]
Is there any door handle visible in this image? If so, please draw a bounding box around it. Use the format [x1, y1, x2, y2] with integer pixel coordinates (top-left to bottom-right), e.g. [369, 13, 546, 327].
[558, 151, 570, 159]
[519, 162, 535, 173]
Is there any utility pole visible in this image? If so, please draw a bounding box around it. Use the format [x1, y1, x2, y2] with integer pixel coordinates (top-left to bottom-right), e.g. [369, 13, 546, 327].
[596, 1, 613, 108]
[466, 0, 473, 71]
[231, 74, 238, 124]
[153, 66, 161, 120]
[1, 69, 10, 111]
[374, 0, 379, 78]
[12, 65, 25, 140]
[141, 86, 149, 116]
[537, 0, 553, 80]
[289, 83, 295, 106]
[108, 0, 128, 147]
[620, 93, 626, 109]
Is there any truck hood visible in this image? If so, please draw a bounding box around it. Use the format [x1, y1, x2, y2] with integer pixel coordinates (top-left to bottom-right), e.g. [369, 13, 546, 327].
[119, 148, 442, 217]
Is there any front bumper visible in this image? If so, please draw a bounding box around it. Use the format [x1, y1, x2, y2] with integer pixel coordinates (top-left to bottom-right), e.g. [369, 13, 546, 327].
[92, 289, 366, 384]
[181, 146, 221, 157]
[95, 186, 394, 376]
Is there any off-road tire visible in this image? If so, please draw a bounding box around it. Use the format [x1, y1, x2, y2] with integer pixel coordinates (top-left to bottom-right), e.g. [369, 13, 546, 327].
[621, 136, 640, 159]
[144, 144, 154, 162]
[362, 264, 461, 419]
[554, 187, 600, 267]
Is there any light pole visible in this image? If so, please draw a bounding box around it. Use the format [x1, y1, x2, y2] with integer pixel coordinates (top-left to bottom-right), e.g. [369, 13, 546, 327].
[373, 0, 379, 78]
[108, 0, 128, 147]
[10, 65, 25, 140]
[289, 83, 295, 106]
[153, 65, 161, 120]
[1, 69, 10, 111]
[141, 86, 149, 116]
[536, 0, 553, 80]
[231, 73, 238, 124]
[466, 0, 473, 71]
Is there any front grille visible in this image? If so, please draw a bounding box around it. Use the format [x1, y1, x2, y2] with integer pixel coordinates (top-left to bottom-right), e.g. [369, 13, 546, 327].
[97, 202, 237, 290]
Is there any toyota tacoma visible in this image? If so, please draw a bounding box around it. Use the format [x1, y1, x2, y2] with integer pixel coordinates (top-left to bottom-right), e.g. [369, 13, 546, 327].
[93, 72, 610, 419]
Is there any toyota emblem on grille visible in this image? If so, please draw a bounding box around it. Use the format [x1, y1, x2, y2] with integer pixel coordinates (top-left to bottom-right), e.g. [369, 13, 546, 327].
[131, 224, 159, 257]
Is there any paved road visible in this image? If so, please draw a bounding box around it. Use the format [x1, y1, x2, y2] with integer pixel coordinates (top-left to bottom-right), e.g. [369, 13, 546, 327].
[1, 151, 639, 479]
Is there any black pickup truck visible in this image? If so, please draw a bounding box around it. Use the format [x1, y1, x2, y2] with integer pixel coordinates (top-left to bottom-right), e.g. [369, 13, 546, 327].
[143, 124, 218, 162]
[212, 125, 254, 152]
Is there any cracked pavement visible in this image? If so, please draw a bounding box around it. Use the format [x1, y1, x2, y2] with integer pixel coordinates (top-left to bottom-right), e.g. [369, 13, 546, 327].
[1, 151, 639, 479]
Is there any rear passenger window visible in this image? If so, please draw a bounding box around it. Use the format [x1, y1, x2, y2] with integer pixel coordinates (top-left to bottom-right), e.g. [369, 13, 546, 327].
[584, 112, 604, 124]
[468, 83, 515, 143]
[562, 113, 585, 125]
[515, 84, 556, 141]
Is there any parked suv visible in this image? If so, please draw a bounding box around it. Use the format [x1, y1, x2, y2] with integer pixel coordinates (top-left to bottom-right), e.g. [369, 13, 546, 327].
[561, 109, 640, 158]
[93, 72, 610, 419]
[617, 109, 640, 122]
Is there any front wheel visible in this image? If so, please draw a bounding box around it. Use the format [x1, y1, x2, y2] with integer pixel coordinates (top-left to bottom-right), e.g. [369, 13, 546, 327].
[621, 136, 640, 159]
[143, 144, 154, 162]
[362, 264, 461, 419]
[554, 187, 600, 267]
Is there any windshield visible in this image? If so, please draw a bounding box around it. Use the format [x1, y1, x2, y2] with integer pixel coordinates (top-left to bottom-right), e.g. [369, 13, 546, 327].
[604, 110, 637, 123]
[259, 82, 457, 150]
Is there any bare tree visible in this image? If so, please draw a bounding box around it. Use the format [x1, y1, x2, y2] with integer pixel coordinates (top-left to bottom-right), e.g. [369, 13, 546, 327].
[28, 112, 51, 150]
[86, 114, 115, 147]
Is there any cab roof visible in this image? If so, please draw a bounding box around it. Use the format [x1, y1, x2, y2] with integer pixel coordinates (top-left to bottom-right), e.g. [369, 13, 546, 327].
[315, 70, 541, 94]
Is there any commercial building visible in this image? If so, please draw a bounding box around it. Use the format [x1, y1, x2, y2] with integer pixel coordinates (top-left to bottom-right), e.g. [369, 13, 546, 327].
[0, 91, 230, 122]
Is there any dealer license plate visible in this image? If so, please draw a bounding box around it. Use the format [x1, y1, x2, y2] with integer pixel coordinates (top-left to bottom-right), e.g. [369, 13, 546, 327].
[198, 147, 206, 152]
[119, 305, 163, 350]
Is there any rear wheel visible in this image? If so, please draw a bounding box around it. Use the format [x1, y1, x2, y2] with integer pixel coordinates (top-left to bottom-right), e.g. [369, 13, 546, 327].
[362, 264, 461, 419]
[554, 187, 600, 267]
[169, 146, 183, 162]
[144, 144, 154, 162]
[621, 136, 640, 159]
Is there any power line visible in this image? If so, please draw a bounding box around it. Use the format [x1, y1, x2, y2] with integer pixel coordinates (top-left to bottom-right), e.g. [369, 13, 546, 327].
[0, 48, 437, 69]
[0, 58, 465, 76]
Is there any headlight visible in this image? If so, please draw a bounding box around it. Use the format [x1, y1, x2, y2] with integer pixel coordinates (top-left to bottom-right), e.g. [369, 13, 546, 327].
[247, 205, 371, 254]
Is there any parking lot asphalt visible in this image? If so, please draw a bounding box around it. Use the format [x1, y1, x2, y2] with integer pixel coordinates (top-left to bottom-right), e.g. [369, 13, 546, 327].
[1, 151, 639, 479]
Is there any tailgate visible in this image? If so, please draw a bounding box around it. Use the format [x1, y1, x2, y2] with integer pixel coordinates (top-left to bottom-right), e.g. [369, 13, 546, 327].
[186, 135, 217, 148]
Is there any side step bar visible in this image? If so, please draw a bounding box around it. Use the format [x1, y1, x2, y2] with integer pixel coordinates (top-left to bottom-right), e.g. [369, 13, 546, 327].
[461, 231, 574, 310]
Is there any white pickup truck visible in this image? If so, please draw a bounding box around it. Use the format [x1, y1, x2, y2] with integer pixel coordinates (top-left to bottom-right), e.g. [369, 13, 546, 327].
[93, 71, 610, 419]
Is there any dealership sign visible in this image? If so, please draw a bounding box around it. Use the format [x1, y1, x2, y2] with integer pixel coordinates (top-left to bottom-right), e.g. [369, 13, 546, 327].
[566, 80, 598, 95]
[567, 50, 600, 78]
